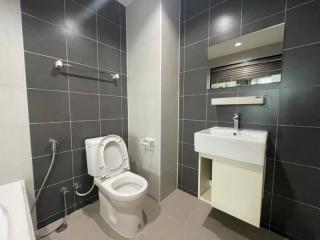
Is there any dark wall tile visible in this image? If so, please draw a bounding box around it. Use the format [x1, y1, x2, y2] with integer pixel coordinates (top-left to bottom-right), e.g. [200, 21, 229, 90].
[179, 96, 184, 117]
[67, 33, 97, 67]
[287, 0, 311, 8]
[120, 4, 126, 29]
[121, 52, 127, 75]
[121, 28, 127, 51]
[180, 23, 185, 47]
[122, 119, 128, 139]
[21, 0, 64, 26]
[242, 0, 285, 25]
[285, 1, 320, 48]
[184, 68, 208, 95]
[65, 0, 97, 40]
[274, 161, 320, 208]
[264, 159, 274, 192]
[22, 14, 66, 59]
[27, 89, 69, 123]
[185, 40, 208, 70]
[184, 95, 207, 120]
[207, 92, 237, 122]
[183, 120, 206, 144]
[180, 0, 186, 21]
[209, 0, 241, 37]
[180, 49, 185, 72]
[100, 95, 122, 119]
[122, 97, 128, 118]
[35, 180, 74, 222]
[98, 43, 121, 72]
[101, 119, 122, 137]
[72, 0, 97, 11]
[33, 152, 73, 189]
[121, 75, 127, 97]
[70, 93, 99, 121]
[178, 164, 182, 186]
[24, 52, 68, 91]
[71, 121, 100, 149]
[185, 11, 209, 46]
[242, 12, 284, 35]
[179, 142, 183, 164]
[98, 16, 120, 49]
[30, 122, 71, 157]
[68, 65, 99, 94]
[97, 0, 120, 25]
[261, 192, 272, 225]
[238, 89, 279, 125]
[73, 148, 88, 176]
[182, 166, 198, 193]
[279, 86, 320, 126]
[277, 126, 320, 168]
[179, 73, 184, 96]
[282, 44, 320, 88]
[182, 143, 198, 169]
[185, 0, 209, 20]
[271, 194, 320, 240]
[210, 0, 226, 7]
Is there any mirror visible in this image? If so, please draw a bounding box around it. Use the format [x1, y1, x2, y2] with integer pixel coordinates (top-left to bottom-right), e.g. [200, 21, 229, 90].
[208, 24, 285, 89]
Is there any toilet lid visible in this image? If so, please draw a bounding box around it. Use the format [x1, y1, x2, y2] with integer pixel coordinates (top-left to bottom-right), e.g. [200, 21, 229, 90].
[98, 135, 129, 178]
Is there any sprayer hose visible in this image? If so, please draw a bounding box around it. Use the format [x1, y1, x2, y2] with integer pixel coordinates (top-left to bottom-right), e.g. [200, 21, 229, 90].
[75, 180, 95, 197]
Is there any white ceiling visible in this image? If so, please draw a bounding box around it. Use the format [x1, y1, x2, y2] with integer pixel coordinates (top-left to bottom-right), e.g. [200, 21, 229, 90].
[116, 0, 133, 6]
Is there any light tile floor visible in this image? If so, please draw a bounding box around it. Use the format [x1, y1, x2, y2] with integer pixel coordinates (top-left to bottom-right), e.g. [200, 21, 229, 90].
[39, 190, 286, 240]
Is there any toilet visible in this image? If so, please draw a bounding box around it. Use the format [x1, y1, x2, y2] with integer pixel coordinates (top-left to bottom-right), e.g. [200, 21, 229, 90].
[85, 135, 148, 238]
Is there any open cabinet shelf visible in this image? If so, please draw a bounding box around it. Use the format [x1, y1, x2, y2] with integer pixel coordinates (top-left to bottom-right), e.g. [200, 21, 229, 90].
[198, 157, 212, 204]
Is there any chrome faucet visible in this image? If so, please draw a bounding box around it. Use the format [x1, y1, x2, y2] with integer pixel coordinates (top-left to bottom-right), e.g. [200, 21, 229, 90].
[233, 113, 239, 132]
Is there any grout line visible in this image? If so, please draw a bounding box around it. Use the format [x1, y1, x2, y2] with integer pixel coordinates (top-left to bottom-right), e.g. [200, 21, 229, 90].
[285, 0, 316, 11]
[284, 41, 320, 51]
[27, 87, 125, 98]
[182, 8, 209, 24]
[183, 38, 208, 48]
[32, 150, 72, 160]
[69, 0, 126, 31]
[63, 0, 76, 208]
[268, 82, 281, 228]
[181, 0, 187, 190]
[29, 118, 125, 125]
[275, 159, 320, 171]
[96, 7, 102, 137]
[273, 193, 320, 211]
[181, 66, 208, 73]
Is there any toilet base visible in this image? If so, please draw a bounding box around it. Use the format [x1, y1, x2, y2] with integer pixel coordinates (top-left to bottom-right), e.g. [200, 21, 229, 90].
[99, 191, 145, 238]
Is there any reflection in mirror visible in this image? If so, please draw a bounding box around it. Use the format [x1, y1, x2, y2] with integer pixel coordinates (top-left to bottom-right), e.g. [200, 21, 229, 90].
[208, 24, 285, 89]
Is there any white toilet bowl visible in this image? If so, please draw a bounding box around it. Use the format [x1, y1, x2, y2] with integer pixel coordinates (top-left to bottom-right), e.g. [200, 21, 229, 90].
[85, 135, 148, 238]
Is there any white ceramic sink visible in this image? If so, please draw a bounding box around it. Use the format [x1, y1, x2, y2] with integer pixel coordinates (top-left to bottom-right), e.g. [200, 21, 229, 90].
[194, 127, 268, 166]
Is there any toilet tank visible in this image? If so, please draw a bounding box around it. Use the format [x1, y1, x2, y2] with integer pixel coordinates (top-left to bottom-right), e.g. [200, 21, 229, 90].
[85, 137, 104, 177]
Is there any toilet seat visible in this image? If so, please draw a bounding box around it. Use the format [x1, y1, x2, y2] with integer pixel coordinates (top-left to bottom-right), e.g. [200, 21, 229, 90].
[96, 171, 148, 202]
[98, 135, 129, 178]
[96, 135, 148, 203]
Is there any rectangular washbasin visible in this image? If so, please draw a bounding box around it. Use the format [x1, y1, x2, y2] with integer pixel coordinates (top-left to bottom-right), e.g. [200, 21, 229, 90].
[194, 127, 268, 166]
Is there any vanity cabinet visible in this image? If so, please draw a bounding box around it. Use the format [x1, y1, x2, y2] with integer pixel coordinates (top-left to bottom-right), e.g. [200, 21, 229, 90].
[198, 153, 265, 227]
